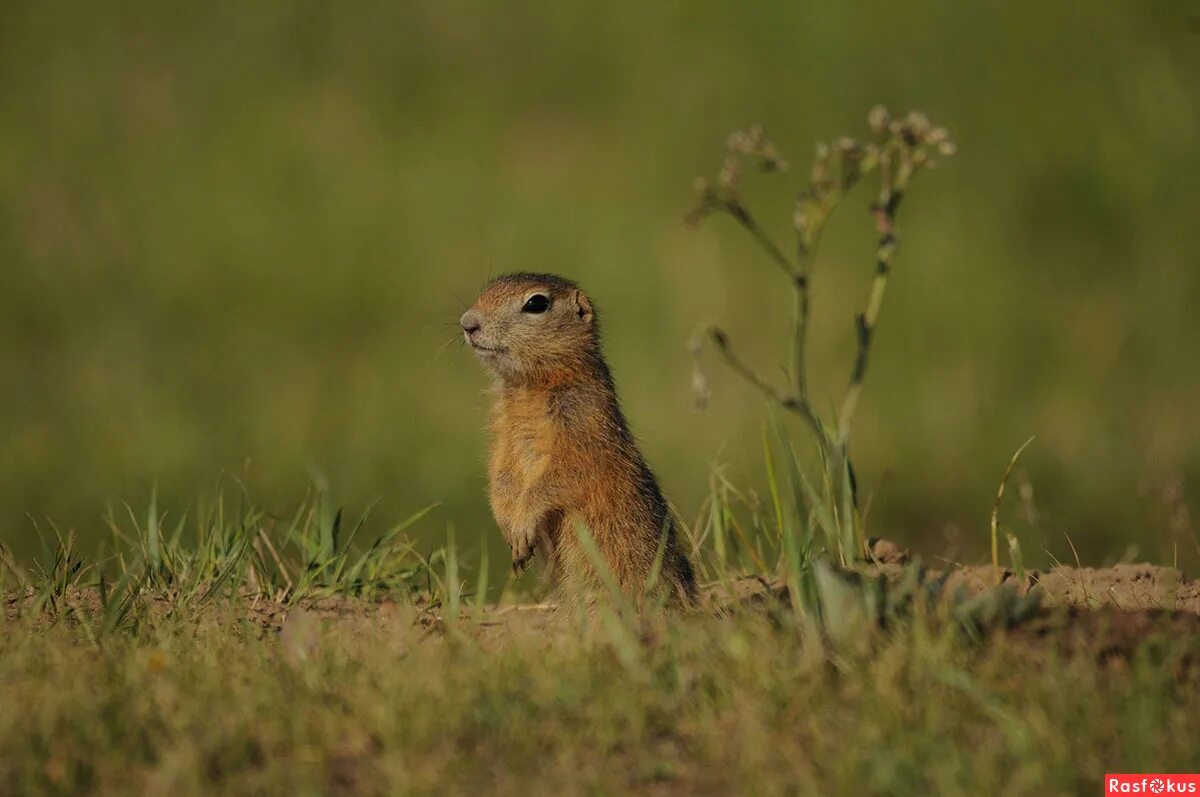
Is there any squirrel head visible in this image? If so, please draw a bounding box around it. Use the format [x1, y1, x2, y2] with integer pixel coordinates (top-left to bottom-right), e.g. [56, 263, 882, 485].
[461, 273, 599, 385]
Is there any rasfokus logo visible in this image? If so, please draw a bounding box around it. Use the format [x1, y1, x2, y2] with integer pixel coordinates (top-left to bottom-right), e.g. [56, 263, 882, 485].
[1106, 775, 1200, 794]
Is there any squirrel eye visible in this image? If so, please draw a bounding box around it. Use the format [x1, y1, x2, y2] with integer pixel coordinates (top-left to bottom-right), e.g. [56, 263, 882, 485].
[522, 294, 551, 314]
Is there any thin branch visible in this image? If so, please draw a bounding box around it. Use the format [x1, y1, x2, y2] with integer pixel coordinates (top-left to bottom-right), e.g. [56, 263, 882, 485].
[709, 328, 792, 407]
[709, 328, 830, 452]
[721, 200, 796, 279]
[836, 143, 906, 447]
[791, 209, 832, 402]
[791, 279, 808, 399]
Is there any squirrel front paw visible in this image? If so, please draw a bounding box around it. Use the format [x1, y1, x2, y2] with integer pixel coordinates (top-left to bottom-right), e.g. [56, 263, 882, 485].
[510, 527, 537, 573]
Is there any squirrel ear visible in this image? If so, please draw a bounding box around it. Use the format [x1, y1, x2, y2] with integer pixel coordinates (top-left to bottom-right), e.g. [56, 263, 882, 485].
[572, 289, 594, 326]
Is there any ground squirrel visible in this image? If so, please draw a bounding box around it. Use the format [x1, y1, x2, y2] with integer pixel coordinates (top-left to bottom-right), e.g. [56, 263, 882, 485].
[460, 273, 697, 604]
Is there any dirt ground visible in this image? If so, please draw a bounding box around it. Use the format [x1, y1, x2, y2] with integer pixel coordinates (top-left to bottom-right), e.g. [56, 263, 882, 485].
[707, 556, 1200, 612]
[943, 562, 1200, 613]
[7, 552, 1200, 661]
[249, 558, 1199, 656]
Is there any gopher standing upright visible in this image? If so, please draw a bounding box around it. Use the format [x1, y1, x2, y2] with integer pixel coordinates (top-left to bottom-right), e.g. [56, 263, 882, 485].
[460, 273, 696, 604]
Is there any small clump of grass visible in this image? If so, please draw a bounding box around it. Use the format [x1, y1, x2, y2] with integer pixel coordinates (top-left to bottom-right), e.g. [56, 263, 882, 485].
[4, 483, 441, 635]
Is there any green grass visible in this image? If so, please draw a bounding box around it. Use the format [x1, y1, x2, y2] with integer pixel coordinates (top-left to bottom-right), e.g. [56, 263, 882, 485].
[5, 601, 1199, 795]
[3, 491, 1199, 795]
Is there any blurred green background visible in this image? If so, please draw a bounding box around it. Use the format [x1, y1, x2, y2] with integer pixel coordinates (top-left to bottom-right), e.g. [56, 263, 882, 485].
[2, 1, 1198, 573]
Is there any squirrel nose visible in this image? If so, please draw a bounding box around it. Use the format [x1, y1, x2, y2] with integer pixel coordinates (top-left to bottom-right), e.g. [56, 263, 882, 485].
[460, 310, 482, 335]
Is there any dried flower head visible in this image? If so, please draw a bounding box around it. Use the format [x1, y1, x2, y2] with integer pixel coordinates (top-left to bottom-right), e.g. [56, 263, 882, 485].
[811, 141, 831, 188]
[684, 178, 719, 226]
[727, 125, 764, 154]
[717, 155, 742, 192]
[793, 202, 809, 237]
[727, 125, 789, 172]
[905, 111, 931, 137]
[836, 137, 868, 190]
[868, 105, 890, 135]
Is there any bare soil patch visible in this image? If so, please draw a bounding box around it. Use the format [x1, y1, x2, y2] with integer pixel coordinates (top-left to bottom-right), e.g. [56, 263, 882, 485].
[7, 554, 1199, 663]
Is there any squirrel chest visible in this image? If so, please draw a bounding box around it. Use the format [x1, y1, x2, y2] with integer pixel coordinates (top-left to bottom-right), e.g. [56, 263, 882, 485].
[487, 387, 558, 522]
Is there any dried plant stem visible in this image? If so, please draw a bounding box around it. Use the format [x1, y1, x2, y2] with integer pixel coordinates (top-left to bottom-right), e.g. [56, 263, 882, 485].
[791, 269, 812, 402]
[789, 263, 831, 456]
[791, 199, 836, 428]
[709, 329, 792, 408]
[836, 147, 908, 447]
[724, 200, 795, 279]
[709, 328, 828, 446]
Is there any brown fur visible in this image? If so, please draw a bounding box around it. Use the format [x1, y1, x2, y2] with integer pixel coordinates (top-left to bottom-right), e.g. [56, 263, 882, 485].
[460, 273, 696, 605]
